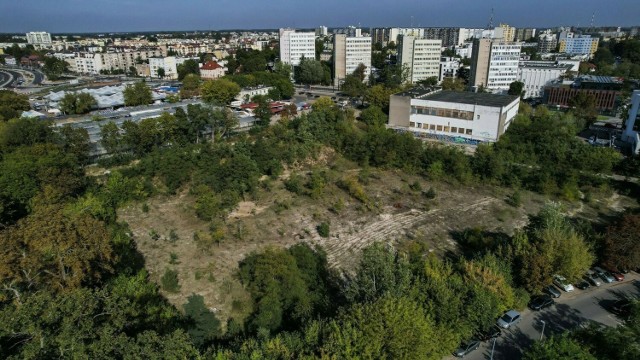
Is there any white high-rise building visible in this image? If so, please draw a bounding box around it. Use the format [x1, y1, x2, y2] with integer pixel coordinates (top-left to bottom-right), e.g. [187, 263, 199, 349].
[388, 28, 424, 45]
[149, 57, 178, 79]
[333, 32, 372, 85]
[517, 61, 573, 99]
[279, 28, 316, 66]
[470, 39, 522, 92]
[26, 32, 52, 45]
[397, 36, 442, 84]
[316, 26, 328, 37]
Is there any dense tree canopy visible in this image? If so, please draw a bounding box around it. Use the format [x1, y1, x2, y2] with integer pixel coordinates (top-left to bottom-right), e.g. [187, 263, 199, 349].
[0, 90, 30, 121]
[123, 82, 153, 106]
[201, 78, 240, 105]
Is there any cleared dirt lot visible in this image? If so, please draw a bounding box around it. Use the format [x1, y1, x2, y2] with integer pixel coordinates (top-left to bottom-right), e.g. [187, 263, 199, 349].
[119, 160, 636, 324]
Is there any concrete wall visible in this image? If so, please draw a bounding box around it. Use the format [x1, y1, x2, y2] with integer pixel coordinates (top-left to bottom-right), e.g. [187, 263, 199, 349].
[389, 95, 412, 127]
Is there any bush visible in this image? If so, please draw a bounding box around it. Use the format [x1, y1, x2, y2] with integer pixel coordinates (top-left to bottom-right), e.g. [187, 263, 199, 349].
[423, 187, 436, 199]
[317, 222, 330, 238]
[161, 268, 181, 292]
[409, 181, 422, 192]
[505, 191, 522, 207]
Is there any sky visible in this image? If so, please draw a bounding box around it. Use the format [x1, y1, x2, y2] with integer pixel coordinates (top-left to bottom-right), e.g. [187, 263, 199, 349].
[0, 0, 638, 33]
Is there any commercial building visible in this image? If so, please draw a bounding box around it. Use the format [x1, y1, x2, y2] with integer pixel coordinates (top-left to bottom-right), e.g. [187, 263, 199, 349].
[545, 75, 623, 111]
[495, 24, 516, 42]
[558, 33, 599, 57]
[517, 61, 573, 99]
[537, 30, 558, 53]
[149, 57, 178, 79]
[439, 57, 461, 82]
[333, 32, 372, 86]
[26, 32, 52, 45]
[389, 87, 520, 143]
[278, 28, 316, 66]
[469, 39, 522, 92]
[515, 28, 537, 42]
[397, 36, 442, 84]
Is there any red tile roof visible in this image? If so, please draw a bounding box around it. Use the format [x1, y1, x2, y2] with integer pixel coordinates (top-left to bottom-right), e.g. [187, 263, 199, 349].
[201, 61, 223, 70]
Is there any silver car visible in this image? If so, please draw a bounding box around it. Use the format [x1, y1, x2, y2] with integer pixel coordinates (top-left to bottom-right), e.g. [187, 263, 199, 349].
[585, 273, 602, 286]
[593, 267, 615, 283]
[497, 310, 521, 329]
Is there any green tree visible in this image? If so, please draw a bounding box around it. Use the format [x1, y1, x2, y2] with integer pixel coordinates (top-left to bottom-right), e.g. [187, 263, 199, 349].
[123, 82, 153, 106]
[523, 333, 596, 360]
[418, 76, 439, 86]
[274, 61, 293, 78]
[441, 77, 466, 91]
[360, 105, 387, 127]
[201, 78, 241, 105]
[341, 74, 367, 104]
[603, 212, 640, 271]
[569, 92, 598, 126]
[210, 107, 239, 141]
[183, 294, 221, 347]
[311, 96, 335, 113]
[366, 84, 397, 112]
[42, 56, 68, 80]
[0, 90, 30, 121]
[59, 92, 97, 114]
[100, 121, 123, 155]
[508, 81, 525, 97]
[177, 59, 200, 80]
[180, 73, 202, 99]
[157, 67, 166, 79]
[295, 57, 325, 85]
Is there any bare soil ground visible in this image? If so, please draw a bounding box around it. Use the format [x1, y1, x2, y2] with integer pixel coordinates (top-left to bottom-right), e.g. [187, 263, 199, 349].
[118, 158, 637, 324]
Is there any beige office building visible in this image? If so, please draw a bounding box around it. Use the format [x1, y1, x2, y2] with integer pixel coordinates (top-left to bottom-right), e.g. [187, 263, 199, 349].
[333, 32, 372, 86]
[397, 36, 442, 84]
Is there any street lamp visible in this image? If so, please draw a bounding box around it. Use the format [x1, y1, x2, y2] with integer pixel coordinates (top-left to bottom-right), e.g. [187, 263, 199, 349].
[489, 336, 498, 360]
[540, 320, 546, 341]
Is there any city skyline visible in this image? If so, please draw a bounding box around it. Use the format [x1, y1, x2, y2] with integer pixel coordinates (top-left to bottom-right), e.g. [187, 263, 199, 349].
[1, 0, 639, 33]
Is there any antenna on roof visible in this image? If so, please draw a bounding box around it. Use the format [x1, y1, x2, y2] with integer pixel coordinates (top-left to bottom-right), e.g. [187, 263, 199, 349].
[590, 12, 595, 31]
[487, 8, 494, 30]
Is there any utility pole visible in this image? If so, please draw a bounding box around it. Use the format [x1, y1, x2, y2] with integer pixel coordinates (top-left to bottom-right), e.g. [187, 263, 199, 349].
[540, 320, 546, 341]
[490, 336, 497, 360]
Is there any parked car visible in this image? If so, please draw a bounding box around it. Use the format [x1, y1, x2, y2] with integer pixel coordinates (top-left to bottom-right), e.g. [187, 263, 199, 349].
[529, 295, 555, 310]
[544, 285, 562, 298]
[610, 298, 635, 319]
[593, 267, 615, 283]
[497, 310, 521, 329]
[608, 270, 625, 282]
[575, 280, 591, 290]
[477, 326, 502, 342]
[553, 275, 575, 292]
[453, 340, 481, 358]
[584, 273, 602, 287]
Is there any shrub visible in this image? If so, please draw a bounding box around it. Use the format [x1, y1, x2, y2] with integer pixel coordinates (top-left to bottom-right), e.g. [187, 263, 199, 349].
[409, 181, 422, 192]
[423, 187, 436, 199]
[317, 222, 330, 238]
[161, 268, 181, 292]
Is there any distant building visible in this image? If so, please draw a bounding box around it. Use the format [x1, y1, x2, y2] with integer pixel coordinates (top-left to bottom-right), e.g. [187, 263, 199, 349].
[545, 75, 623, 111]
[495, 24, 516, 42]
[236, 85, 274, 103]
[316, 26, 328, 37]
[424, 27, 461, 47]
[26, 32, 52, 45]
[389, 87, 520, 143]
[279, 28, 316, 66]
[149, 57, 178, 79]
[515, 28, 537, 42]
[469, 39, 522, 92]
[387, 28, 424, 45]
[333, 31, 372, 86]
[397, 36, 442, 84]
[517, 61, 573, 99]
[558, 33, 599, 57]
[439, 57, 461, 82]
[200, 60, 226, 80]
[537, 30, 558, 53]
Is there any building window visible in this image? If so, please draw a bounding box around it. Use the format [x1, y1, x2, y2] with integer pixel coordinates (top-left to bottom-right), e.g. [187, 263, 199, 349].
[436, 125, 443, 131]
[466, 129, 472, 135]
[476, 115, 480, 120]
[451, 127, 458, 133]
[429, 124, 436, 130]
[458, 128, 465, 134]
[410, 122, 415, 127]
[443, 126, 450, 132]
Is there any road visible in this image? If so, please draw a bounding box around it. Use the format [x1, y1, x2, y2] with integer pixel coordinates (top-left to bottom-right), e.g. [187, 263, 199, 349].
[451, 273, 640, 360]
[0, 68, 17, 88]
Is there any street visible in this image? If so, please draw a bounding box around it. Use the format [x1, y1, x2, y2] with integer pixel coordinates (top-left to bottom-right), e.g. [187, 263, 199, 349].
[450, 273, 640, 360]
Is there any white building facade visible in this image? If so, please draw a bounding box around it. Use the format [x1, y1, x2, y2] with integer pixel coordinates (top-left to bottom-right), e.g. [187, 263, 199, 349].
[397, 36, 442, 84]
[486, 41, 522, 91]
[517, 61, 572, 99]
[439, 57, 461, 82]
[149, 57, 178, 79]
[389, 88, 520, 143]
[279, 28, 316, 66]
[333, 32, 372, 85]
[26, 32, 52, 45]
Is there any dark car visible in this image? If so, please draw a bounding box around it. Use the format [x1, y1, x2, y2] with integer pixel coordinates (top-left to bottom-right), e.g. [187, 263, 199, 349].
[544, 285, 561, 298]
[454, 340, 481, 358]
[477, 326, 502, 341]
[576, 280, 591, 290]
[610, 299, 634, 319]
[529, 295, 555, 310]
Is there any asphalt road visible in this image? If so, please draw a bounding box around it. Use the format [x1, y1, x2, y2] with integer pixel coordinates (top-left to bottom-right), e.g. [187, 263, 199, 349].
[450, 273, 640, 360]
[0, 69, 16, 88]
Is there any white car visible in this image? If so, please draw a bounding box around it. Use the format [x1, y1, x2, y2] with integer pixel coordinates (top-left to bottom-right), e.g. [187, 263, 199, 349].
[553, 275, 574, 292]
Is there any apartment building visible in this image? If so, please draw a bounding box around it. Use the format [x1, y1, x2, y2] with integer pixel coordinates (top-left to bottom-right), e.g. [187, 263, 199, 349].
[440, 57, 461, 82]
[26, 32, 52, 45]
[279, 28, 316, 66]
[495, 24, 516, 42]
[537, 30, 558, 53]
[389, 87, 520, 143]
[316, 26, 328, 37]
[515, 28, 537, 41]
[558, 33, 599, 57]
[67, 49, 164, 74]
[517, 61, 572, 99]
[333, 32, 372, 86]
[397, 36, 442, 83]
[149, 57, 178, 79]
[470, 39, 522, 92]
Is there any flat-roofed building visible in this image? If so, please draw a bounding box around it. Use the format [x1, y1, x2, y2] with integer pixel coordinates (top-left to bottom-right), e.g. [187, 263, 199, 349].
[279, 28, 316, 66]
[545, 75, 623, 111]
[518, 61, 573, 99]
[397, 36, 442, 84]
[389, 87, 520, 143]
[333, 32, 371, 86]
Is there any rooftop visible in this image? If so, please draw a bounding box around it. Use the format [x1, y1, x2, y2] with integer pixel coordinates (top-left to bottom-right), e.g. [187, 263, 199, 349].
[400, 88, 520, 107]
[576, 75, 623, 84]
[519, 61, 574, 70]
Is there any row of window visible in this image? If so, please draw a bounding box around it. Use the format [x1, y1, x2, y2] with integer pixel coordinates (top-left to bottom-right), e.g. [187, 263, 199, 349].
[409, 122, 473, 135]
[411, 106, 475, 120]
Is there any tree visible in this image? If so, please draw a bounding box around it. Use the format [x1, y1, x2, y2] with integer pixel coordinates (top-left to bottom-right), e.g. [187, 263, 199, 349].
[0, 90, 30, 121]
[366, 85, 396, 112]
[183, 294, 221, 348]
[210, 107, 239, 141]
[569, 92, 598, 126]
[522, 333, 596, 360]
[201, 79, 240, 106]
[100, 121, 123, 155]
[177, 59, 200, 81]
[0, 199, 114, 296]
[274, 61, 292, 79]
[123, 82, 153, 106]
[508, 81, 525, 97]
[311, 96, 335, 113]
[360, 105, 387, 127]
[59, 92, 97, 114]
[295, 57, 325, 85]
[42, 56, 68, 80]
[603, 212, 640, 271]
[441, 77, 466, 91]
[180, 73, 202, 99]
[342, 74, 367, 104]
[157, 67, 166, 79]
[418, 76, 439, 87]
[253, 95, 272, 126]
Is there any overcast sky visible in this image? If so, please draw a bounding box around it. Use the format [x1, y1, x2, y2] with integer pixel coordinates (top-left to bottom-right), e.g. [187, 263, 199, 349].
[0, 0, 638, 33]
